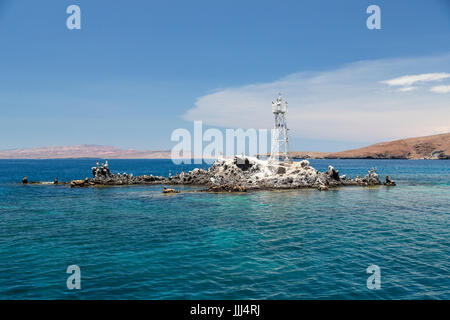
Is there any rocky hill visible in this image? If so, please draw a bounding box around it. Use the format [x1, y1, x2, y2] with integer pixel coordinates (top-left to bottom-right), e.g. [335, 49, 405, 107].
[0, 144, 174, 159]
[290, 133, 450, 160]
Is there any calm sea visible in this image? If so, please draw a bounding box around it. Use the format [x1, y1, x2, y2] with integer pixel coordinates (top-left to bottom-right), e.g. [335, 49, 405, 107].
[0, 159, 448, 299]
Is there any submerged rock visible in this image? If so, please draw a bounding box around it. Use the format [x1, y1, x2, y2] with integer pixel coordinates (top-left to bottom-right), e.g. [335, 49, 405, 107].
[208, 184, 247, 193]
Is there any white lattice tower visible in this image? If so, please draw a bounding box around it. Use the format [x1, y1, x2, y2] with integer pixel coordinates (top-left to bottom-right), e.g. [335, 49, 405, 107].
[269, 94, 290, 162]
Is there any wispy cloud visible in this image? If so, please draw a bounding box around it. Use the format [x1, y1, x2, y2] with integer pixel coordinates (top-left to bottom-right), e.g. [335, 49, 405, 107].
[184, 54, 450, 142]
[397, 86, 418, 92]
[430, 85, 450, 93]
[381, 72, 450, 86]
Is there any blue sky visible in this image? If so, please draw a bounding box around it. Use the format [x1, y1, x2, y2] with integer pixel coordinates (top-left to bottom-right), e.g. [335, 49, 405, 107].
[0, 0, 449, 151]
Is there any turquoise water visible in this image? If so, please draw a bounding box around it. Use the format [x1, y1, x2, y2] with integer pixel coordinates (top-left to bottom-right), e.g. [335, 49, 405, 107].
[0, 159, 448, 299]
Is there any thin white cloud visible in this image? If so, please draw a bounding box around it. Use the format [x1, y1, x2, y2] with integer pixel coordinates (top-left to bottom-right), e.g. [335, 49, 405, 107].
[430, 85, 450, 93]
[381, 72, 450, 86]
[397, 86, 418, 92]
[184, 54, 450, 142]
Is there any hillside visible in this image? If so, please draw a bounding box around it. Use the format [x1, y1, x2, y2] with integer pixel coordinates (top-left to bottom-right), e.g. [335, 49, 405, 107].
[290, 133, 450, 160]
[0, 145, 173, 159]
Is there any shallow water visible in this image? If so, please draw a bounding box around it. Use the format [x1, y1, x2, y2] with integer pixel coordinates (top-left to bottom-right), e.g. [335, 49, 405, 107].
[0, 159, 448, 299]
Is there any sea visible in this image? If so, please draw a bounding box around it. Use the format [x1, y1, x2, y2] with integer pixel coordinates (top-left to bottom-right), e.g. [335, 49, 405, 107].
[0, 159, 448, 299]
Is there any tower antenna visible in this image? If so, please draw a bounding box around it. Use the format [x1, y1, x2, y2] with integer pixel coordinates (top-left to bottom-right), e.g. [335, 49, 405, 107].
[269, 93, 290, 162]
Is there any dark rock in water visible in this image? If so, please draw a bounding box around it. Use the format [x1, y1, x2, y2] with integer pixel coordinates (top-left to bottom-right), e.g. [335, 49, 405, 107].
[92, 162, 113, 181]
[90, 161, 168, 185]
[20, 176, 68, 186]
[70, 179, 87, 188]
[327, 165, 340, 180]
[162, 186, 179, 194]
[384, 175, 396, 186]
[208, 184, 246, 192]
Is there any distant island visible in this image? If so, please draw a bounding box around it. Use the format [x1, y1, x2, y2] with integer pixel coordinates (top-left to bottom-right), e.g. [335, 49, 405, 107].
[0, 133, 448, 160]
[0, 145, 174, 159]
[287, 133, 449, 160]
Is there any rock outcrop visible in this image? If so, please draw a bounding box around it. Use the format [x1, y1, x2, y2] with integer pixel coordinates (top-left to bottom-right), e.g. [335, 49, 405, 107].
[208, 184, 247, 193]
[91, 157, 384, 190]
[384, 175, 396, 186]
[70, 178, 90, 188]
[354, 169, 381, 186]
[90, 162, 167, 185]
[37, 157, 388, 191]
[162, 186, 180, 194]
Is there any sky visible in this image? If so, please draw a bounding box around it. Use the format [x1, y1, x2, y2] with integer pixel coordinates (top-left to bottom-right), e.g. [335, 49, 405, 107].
[0, 0, 449, 152]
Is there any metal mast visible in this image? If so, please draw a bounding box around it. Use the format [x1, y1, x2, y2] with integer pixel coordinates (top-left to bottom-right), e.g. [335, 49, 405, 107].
[270, 93, 290, 162]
